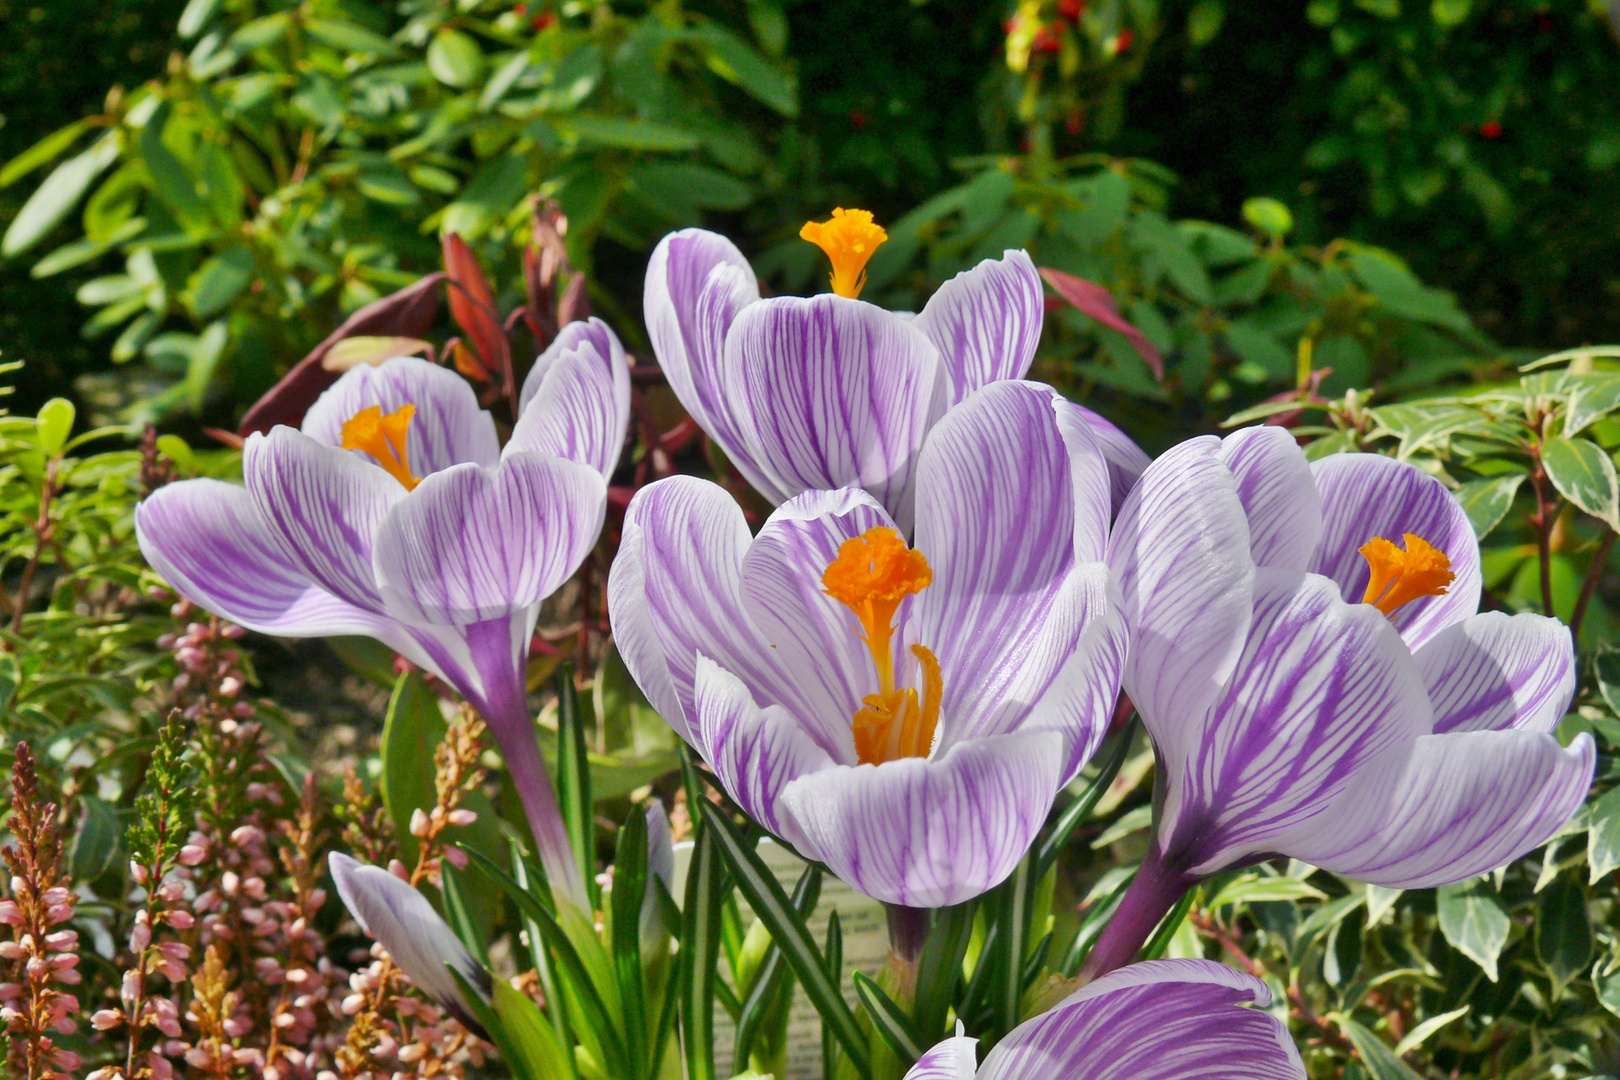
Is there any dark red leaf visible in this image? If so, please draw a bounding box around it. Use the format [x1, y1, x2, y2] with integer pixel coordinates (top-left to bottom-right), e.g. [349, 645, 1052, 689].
[1038, 266, 1164, 380]
[557, 273, 590, 328]
[442, 233, 514, 403]
[238, 272, 445, 435]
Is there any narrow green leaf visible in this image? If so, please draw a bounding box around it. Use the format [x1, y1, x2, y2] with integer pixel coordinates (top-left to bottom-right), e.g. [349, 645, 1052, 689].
[1060, 874, 1131, 977]
[989, 857, 1031, 1041]
[1035, 718, 1138, 880]
[1021, 930, 1054, 991]
[493, 978, 571, 1080]
[610, 804, 648, 1080]
[68, 794, 124, 882]
[1139, 887, 1198, 962]
[441, 864, 489, 966]
[555, 663, 597, 908]
[0, 121, 88, 189]
[1338, 1015, 1425, 1080]
[1436, 880, 1509, 981]
[733, 864, 821, 1073]
[1542, 435, 1620, 529]
[186, 248, 254, 318]
[852, 971, 928, 1063]
[681, 820, 726, 1080]
[958, 923, 999, 1023]
[912, 902, 975, 1040]
[510, 842, 578, 1080]
[1453, 473, 1526, 540]
[3, 131, 122, 257]
[447, 966, 534, 1080]
[177, 0, 225, 38]
[822, 910, 843, 1080]
[1392, 1006, 1468, 1056]
[1538, 876, 1593, 993]
[703, 802, 870, 1079]
[567, 114, 701, 151]
[688, 24, 797, 116]
[304, 18, 398, 56]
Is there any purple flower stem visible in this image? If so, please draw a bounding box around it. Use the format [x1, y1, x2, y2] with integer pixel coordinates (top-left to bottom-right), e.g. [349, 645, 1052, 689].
[1077, 843, 1193, 982]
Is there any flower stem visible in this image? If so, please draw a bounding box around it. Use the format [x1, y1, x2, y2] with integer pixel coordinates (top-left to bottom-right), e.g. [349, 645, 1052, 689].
[1570, 527, 1616, 644]
[1076, 844, 1192, 982]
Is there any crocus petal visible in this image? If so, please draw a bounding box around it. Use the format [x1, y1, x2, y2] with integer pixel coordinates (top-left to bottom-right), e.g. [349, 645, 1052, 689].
[977, 959, 1304, 1080]
[644, 228, 758, 448]
[1217, 426, 1322, 572]
[244, 428, 404, 612]
[1310, 453, 1481, 648]
[607, 476, 792, 745]
[915, 383, 1112, 739]
[1106, 437, 1255, 732]
[778, 731, 1065, 907]
[330, 853, 490, 1014]
[723, 294, 941, 528]
[1416, 611, 1575, 734]
[641, 801, 676, 948]
[692, 657, 837, 847]
[137, 479, 393, 639]
[301, 355, 499, 472]
[913, 250, 1043, 407]
[509, 317, 631, 478]
[1073, 404, 1151, 515]
[372, 453, 605, 625]
[1160, 570, 1433, 875]
[740, 488, 897, 762]
[903, 1032, 978, 1080]
[1279, 730, 1595, 889]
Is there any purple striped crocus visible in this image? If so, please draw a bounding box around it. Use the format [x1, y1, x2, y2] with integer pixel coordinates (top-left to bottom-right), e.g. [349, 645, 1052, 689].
[643, 211, 1148, 530]
[904, 959, 1304, 1080]
[1082, 428, 1594, 978]
[609, 380, 1127, 908]
[137, 324, 630, 910]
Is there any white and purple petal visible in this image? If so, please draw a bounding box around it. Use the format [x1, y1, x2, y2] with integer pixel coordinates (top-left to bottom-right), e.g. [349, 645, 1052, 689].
[903, 1032, 978, 1080]
[509, 317, 631, 478]
[1217, 426, 1322, 572]
[371, 453, 606, 625]
[1106, 437, 1255, 732]
[1416, 611, 1575, 734]
[1279, 730, 1595, 889]
[778, 731, 1065, 908]
[1162, 570, 1433, 875]
[243, 427, 404, 613]
[301, 355, 500, 472]
[1071, 404, 1151, 516]
[974, 959, 1304, 1080]
[722, 294, 941, 528]
[913, 250, 1043, 407]
[1310, 453, 1481, 648]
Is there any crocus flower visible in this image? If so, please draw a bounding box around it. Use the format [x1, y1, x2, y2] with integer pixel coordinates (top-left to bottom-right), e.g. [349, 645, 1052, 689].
[329, 852, 490, 1028]
[904, 959, 1304, 1080]
[609, 380, 1127, 908]
[137, 325, 630, 909]
[643, 211, 1147, 529]
[1082, 428, 1594, 977]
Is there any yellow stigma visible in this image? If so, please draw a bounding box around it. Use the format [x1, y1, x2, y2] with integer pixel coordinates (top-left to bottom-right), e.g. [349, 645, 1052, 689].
[822, 527, 941, 765]
[340, 404, 421, 491]
[800, 208, 888, 299]
[1359, 533, 1453, 618]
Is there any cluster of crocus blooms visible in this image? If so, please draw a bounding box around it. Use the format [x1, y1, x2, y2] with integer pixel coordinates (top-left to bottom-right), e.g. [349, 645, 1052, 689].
[138, 205, 1591, 1079]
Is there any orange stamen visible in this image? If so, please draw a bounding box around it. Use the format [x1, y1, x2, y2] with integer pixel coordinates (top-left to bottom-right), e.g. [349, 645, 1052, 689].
[1359, 533, 1453, 618]
[822, 528, 941, 765]
[800, 208, 888, 299]
[340, 404, 421, 490]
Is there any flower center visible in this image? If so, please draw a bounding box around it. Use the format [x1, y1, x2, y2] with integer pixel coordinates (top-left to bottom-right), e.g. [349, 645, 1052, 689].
[340, 404, 421, 490]
[800, 208, 888, 299]
[821, 527, 942, 765]
[1358, 532, 1453, 618]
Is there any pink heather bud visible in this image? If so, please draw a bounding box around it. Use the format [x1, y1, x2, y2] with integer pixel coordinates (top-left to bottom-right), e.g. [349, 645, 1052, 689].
[159, 959, 187, 982]
[156, 880, 186, 903]
[172, 673, 191, 691]
[229, 825, 263, 847]
[0, 899, 23, 925]
[52, 1048, 81, 1070]
[409, 808, 430, 838]
[447, 808, 478, 827]
[218, 676, 242, 697]
[51, 953, 79, 972]
[286, 967, 309, 984]
[26, 956, 50, 978]
[398, 1044, 427, 1064]
[184, 1050, 211, 1069]
[233, 702, 256, 719]
[0, 941, 26, 960]
[224, 1016, 252, 1037]
[46, 903, 73, 925]
[128, 923, 151, 952]
[121, 970, 141, 1003]
[178, 845, 206, 867]
[93, 1009, 124, 1030]
[158, 941, 190, 962]
[150, 1052, 175, 1080]
[222, 623, 246, 639]
[55, 968, 82, 985]
[44, 930, 77, 950]
[221, 871, 240, 895]
[244, 877, 268, 900]
[41, 887, 71, 906]
[130, 862, 149, 885]
[442, 846, 469, 870]
[388, 859, 409, 881]
[175, 647, 204, 668]
[341, 994, 366, 1015]
[219, 718, 238, 735]
[163, 910, 195, 930]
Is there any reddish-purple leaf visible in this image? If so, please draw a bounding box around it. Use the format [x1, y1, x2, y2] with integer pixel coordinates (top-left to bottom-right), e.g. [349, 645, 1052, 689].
[442, 232, 514, 403]
[238, 272, 444, 435]
[1039, 266, 1164, 380]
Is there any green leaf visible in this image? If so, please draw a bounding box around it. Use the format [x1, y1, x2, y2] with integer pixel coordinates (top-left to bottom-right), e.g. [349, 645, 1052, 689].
[1597, 643, 1620, 716]
[3, 131, 122, 257]
[733, 863, 820, 1073]
[304, 18, 398, 56]
[555, 664, 596, 909]
[427, 28, 487, 88]
[703, 800, 870, 1079]
[852, 971, 928, 1063]
[68, 795, 125, 882]
[1139, 886, 1198, 962]
[681, 817, 726, 1080]
[186, 248, 254, 318]
[610, 805, 648, 1079]
[1348, 249, 1471, 331]
[1241, 197, 1293, 239]
[1223, 322, 1295, 381]
[1565, 373, 1620, 437]
[447, 966, 534, 1080]
[35, 398, 75, 456]
[140, 111, 213, 235]
[1598, 960, 1620, 1019]
[1436, 879, 1509, 981]
[1541, 435, 1619, 529]
[0, 121, 89, 189]
[492, 978, 570, 1080]
[440, 152, 528, 239]
[186, 321, 229, 412]
[1453, 474, 1525, 540]
[689, 24, 798, 116]
[440, 863, 488, 965]
[1132, 211, 1212, 303]
[1337, 1016, 1424, 1080]
[178, 0, 225, 38]
[1588, 786, 1620, 883]
[567, 115, 701, 152]
[1035, 718, 1137, 881]
[912, 902, 974, 1041]
[1392, 1005, 1468, 1056]
[1204, 873, 1326, 908]
[1538, 876, 1593, 993]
